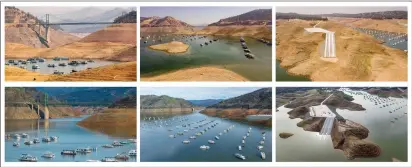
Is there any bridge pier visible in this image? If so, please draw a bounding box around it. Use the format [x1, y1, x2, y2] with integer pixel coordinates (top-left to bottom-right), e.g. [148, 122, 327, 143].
[44, 106, 49, 120]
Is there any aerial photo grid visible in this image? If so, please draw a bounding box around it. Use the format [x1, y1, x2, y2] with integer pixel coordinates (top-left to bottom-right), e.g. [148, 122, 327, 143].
[1, 2, 411, 166]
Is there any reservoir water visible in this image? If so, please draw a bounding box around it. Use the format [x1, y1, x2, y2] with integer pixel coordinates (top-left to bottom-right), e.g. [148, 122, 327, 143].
[276, 60, 310, 81]
[5, 116, 136, 162]
[140, 34, 272, 81]
[276, 89, 408, 162]
[140, 111, 272, 162]
[5, 59, 117, 75]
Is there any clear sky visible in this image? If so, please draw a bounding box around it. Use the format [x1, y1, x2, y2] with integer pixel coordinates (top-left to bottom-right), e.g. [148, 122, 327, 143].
[140, 87, 265, 100]
[141, 7, 271, 26]
[276, 6, 407, 14]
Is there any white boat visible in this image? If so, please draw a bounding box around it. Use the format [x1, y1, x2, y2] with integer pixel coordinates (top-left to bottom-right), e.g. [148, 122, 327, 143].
[13, 142, 19, 147]
[208, 140, 215, 144]
[41, 152, 55, 158]
[182, 140, 190, 144]
[215, 136, 220, 140]
[238, 145, 242, 151]
[61, 150, 77, 155]
[102, 144, 114, 148]
[200, 145, 210, 150]
[243, 136, 246, 139]
[101, 157, 117, 162]
[50, 136, 58, 141]
[169, 135, 175, 138]
[115, 153, 129, 161]
[247, 133, 250, 137]
[32, 65, 40, 69]
[33, 138, 40, 143]
[242, 140, 245, 144]
[260, 152, 266, 160]
[234, 153, 246, 160]
[260, 141, 265, 145]
[112, 141, 123, 146]
[42, 137, 51, 142]
[21, 133, 29, 138]
[19, 154, 37, 162]
[189, 136, 196, 139]
[257, 145, 264, 150]
[86, 160, 100, 162]
[219, 133, 222, 136]
[128, 139, 137, 143]
[129, 150, 137, 156]
[76, 148, 92, 153]
[24, 140, 34, 145]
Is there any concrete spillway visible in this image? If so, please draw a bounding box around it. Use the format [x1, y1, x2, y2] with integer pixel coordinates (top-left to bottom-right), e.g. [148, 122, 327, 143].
[319, 117, 335, 135]
[304, 28, 336, 58]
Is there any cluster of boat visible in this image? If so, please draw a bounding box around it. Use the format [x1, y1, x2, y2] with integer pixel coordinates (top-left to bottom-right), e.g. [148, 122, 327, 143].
[235, 127, 266, 160]
[240, 37, 255, 59]
[257, 38, 272, 46]
[351, 27, 408, 51]
[6, 133, 58, 147]
[18, 149, 136, 162]
[341, 88, 408, 123]
[6, 57, 95, 74]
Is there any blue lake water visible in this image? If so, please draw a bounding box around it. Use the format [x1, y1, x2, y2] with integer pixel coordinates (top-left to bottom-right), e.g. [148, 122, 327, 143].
[5, 116, 136, 162]
[140, 111, 272, 162]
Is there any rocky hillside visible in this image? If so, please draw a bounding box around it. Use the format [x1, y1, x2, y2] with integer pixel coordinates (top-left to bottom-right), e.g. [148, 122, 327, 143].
[207, 88, 272, 109]
[140, 16, 195, 34]
[5, 7, 79, 48]
[276, 12, 327, 21]
[53, 87, 136, 106]
[140, 95, 193, 109]
[5, 88, 79, 119]
[324, 10, 407, 19]
[209, 9, 272, 26]
[188, 99, 223, 107]
[114, 10, 137, 23]
[109, 93, 137, 108]
[365, 87, 407, 98]
[141, 16, 193, 27]
[201, 88, 272, 126]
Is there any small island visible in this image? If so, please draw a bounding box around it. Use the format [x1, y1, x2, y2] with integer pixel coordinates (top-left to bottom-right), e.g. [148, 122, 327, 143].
[149, 41, 189, 54]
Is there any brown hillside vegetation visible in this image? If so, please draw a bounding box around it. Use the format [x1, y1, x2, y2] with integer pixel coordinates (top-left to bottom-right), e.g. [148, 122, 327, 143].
[80, 24, 137, 45]
[276, 20, 407, 81]
[197, 25, 272, 40]
[77, 108, 136, 138]
[333, 18, 408, 34]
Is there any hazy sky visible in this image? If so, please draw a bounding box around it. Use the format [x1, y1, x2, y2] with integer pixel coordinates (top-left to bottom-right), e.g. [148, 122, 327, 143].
[140, 87, 264, 100]
[16, 6, 131, 17]
[276, 6, 407, 14]
[141, 7, 271, 26]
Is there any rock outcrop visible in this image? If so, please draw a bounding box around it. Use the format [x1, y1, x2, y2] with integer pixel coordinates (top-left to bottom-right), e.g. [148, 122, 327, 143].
[331, 119, 381, 160]
[279, 132, 294, 139]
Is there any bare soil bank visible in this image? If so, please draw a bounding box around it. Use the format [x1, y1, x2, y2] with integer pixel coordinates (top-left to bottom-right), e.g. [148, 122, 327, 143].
[141, 66, 248, 81]
[5, 61, 137, 82]
[77, 108, 136, 138]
